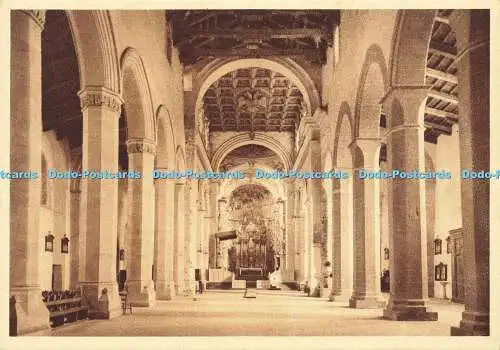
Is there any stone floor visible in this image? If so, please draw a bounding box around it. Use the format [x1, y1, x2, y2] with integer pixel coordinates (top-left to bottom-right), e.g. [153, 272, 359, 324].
[28, 290, 465, 337]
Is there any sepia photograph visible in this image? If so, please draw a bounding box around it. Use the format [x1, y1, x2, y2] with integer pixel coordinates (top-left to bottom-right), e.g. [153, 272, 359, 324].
[2, 1, 499, 349]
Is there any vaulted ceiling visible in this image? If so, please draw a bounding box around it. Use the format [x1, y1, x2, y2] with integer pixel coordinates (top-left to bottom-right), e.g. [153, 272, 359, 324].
[167, 10, 339, 65]
[203, 67, 306, 132]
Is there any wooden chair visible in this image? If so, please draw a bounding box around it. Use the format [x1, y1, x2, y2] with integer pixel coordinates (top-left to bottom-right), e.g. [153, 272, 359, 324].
[120, 292, 132, 314]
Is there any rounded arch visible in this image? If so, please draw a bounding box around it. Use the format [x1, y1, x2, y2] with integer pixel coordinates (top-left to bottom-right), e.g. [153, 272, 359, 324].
[120, 47, 156, 141]
[354, 44, 389, 138]
[175, 145, 186, 170]
[323, 149, 333, 173]
[390, 97, 406, 128]
[155, 105, 176, 169]
[195, 58, 320, 119]
[389, 10, 436, 87]
[333, 101, 354, 168]
[425, 149, 435, 172]
[66, 10, 120, 92]
[219, 179, 283, 202]
[211, 133, 293, 171]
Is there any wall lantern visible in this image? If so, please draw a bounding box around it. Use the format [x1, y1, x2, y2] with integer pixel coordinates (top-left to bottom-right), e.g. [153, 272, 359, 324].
[384, 248, 390, 260]
[61, 234, 70, 254]
[119, 249, 125, 261]
[44, 232, 55, 252]
[434, 238, 442, 255]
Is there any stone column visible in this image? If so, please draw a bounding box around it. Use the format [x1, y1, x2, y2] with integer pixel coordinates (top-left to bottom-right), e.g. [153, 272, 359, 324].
[78, 85, 123, 319]
[329, 178, 342, 300]
[450, 9, 490, 336]
[349, 139, 384, 308]
[208, 181, 218, 268]
[338, 169, 354, 300]
[218, 197, 228, 231]
[10, 10, 50, 334]
[294, 187, 306, 283]
[184, 182, 196, 295]
[424, 144, 437, 298]
[154, 172, 175, 300]
[197, 203, 206, 267]
[309, 132, 327, 297]
[125, 139, 156, 307]
[381, 87, 437, 321]
[173, 182, 185, 294]
[284, 179, 295, 277]
[117, 179, 128, 274]
[69, 186, 81, 290]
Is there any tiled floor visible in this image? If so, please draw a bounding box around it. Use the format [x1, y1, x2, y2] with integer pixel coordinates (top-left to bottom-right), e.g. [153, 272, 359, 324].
[31, 291, 465, 337]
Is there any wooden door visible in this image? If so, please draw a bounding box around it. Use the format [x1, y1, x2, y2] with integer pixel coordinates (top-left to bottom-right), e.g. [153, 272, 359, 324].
[451, 229, 465, 303]
[52, 264, 63, 291]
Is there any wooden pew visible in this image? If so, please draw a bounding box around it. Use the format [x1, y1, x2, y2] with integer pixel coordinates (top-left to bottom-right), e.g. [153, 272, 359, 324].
[42, 290, 89, 327]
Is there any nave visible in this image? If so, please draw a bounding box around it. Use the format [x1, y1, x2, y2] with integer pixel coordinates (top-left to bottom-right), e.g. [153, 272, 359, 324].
[7, 8, 492, 342]
[32, 291, 465, 337]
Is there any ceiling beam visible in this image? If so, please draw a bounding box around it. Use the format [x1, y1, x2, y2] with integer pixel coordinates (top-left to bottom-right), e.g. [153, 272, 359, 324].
[425, 106, 458, 122]
[424, 120, 453, 135]
[434, 15, 450, 25]
[177, 28, 329, 46]
[183, 47, 321, 60]
[427, 89, 458, 105]
[429, 40, 457, 59]
[426, 68, 458, 85]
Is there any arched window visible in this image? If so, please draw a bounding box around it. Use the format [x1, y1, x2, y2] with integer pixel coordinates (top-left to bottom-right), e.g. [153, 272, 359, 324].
[40, 155, 48, 205]
[384, 248, 389, 260]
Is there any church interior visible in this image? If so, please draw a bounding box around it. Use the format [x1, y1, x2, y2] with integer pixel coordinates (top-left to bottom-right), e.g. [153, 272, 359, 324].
[8, 9, 490, 339]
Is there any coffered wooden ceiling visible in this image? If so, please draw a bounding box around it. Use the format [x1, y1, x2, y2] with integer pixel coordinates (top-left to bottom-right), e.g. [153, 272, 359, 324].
[167, 10, 339, 65]
[204, 67, 305, 132]
[424, 9, 459, 143]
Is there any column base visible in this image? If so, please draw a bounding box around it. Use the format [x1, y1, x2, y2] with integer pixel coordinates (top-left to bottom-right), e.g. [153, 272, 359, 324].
[383, 298, 438, 321]
[174, 283, 184, 296]
[80, 282, 122, 319]
[183, 279, 197, 296]
[155, 281, 175, 300]
[125, 280, 156, 307]
[451, 311, 489, 336]
[383, 307, 438, 321]
[10, 286, 50, 335]
[349, 295, 385, 309]
[328, 289, 351, 302]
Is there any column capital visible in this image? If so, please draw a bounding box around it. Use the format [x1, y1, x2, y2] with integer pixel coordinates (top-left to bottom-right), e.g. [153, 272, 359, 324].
[380, 85, 430, 127]
[380, 85, 430, 109]
[20, 10, 46, 30]
[126, 138, 156, 155]
[349, 138, 382, 169]
[78, 86, 123, 114]
[348, 138, 382, 153]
